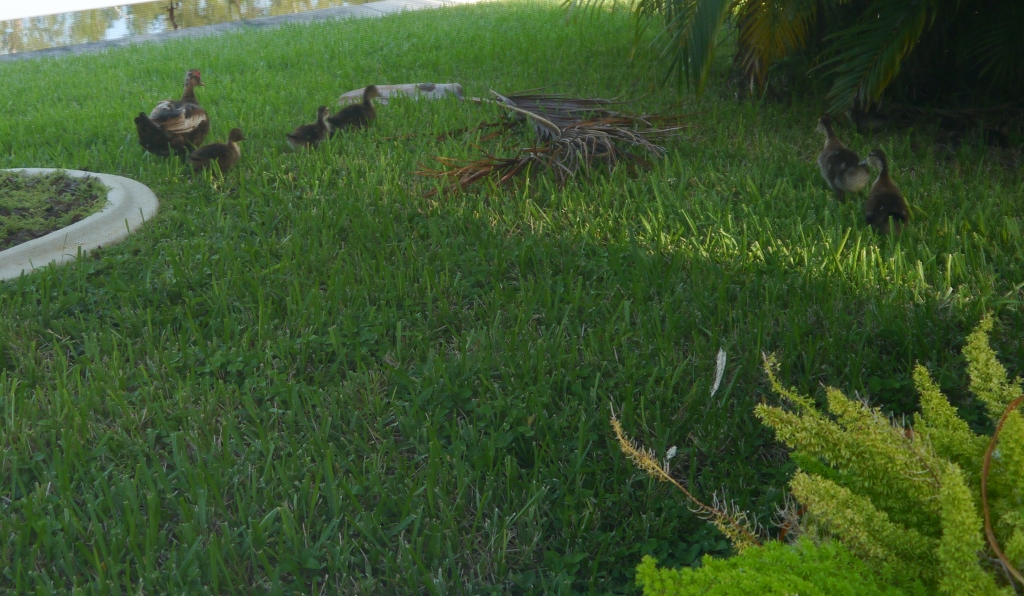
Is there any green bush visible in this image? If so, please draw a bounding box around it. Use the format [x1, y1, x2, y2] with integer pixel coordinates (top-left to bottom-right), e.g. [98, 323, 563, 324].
[627, 316, 1023, 594]
[636, 538, 923, 596]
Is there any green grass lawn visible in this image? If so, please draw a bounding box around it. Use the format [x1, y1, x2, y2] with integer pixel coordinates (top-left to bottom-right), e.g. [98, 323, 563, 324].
[2, 0, 1023, 591]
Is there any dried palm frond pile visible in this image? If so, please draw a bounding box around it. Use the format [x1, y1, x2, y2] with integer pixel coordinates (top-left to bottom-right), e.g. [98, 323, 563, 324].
[415, 90, 689, 195]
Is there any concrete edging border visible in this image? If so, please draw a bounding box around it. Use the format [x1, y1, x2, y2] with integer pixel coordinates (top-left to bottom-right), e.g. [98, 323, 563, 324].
[0, 168, 159, 281]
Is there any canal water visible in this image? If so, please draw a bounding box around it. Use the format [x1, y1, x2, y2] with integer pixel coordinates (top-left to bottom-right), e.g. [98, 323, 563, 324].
[1, 0, 376, 55]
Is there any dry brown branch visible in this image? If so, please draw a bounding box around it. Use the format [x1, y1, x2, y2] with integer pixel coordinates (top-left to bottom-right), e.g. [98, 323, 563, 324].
[981, 395, 1024, 588]
[167, 2, 179, 30]
[414, 154, 536, 197]
[775, 502, 807, 543]
[610, 411, 762, 551]
[414, 90, 690, 194]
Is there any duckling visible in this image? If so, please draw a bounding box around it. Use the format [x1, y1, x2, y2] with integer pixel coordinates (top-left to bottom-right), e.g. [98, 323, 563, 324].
[327, 85, 382, 135]
[861, 148, 910, 234]
[286, 106, 332, 149]
[188, 128, 246, 173]
[816, 115, 870, 201]
[134, 69, 210, 157]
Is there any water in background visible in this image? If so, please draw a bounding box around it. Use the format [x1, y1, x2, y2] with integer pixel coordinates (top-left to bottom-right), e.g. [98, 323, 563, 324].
[1, 0, 375, 55]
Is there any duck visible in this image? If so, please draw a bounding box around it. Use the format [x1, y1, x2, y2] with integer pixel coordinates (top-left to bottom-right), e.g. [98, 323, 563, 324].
[286, 106, 332, 149]
[134, 69, 210, 157]
[188, 128, 245, 173]
[327, 85, 382, 135]
[816, 115, 870, 201]
[861, 148, 910, 234]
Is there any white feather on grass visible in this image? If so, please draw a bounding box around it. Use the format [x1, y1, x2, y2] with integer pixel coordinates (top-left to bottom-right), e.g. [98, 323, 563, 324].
[711, 348, 727, 397]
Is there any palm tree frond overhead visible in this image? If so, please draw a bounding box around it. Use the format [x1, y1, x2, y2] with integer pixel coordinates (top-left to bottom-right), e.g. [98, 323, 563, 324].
[735, 0, 817, 89]
[662, 0, 736, 91]
[822, 0, 940, 112]
[960, 1, 1024, 87]
[583, 0, 1021, 111]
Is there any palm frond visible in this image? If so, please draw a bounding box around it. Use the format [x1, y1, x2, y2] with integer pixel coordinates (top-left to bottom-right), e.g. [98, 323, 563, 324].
[674, 0, 736, 91]
[494, 90, 665, 141]
[960, 0, 1024, 86]
[736, 0, 817, 89]
[415, 154, 535, 196]
[821, 0, 941, 111]
[635, 0, 736, 91]
[415, 92, 689, 194]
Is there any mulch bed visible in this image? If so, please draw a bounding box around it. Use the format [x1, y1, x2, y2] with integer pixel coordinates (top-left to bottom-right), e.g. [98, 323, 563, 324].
[0, 170, 108, 251]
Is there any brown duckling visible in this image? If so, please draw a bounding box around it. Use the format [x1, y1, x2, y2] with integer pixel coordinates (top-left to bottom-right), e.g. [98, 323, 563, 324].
[861, 148, 910, 234]
[816, 115, 870, 201]
[327, 85, 381, 135]
[188, 128, 246, 173]
[287, 106, 332, 149]
[135, 69, 210, 157]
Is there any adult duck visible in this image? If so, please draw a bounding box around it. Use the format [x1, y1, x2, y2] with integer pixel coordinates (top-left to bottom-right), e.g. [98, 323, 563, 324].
[189, 128, 245, 173]
[134, 69, 210, 157]
[862, 148, 910, 234]
[327, 85, 381, 135]
[287, 106, 332, 149]
[816, 115, 869, 201]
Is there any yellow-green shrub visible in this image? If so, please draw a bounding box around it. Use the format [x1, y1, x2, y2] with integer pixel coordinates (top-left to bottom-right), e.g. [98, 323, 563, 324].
[633, 316, 1023, 594]
[635, 538, 924, 596]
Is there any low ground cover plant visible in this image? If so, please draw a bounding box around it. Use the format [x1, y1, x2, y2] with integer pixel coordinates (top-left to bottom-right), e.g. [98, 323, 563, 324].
[0, 0, 1022, 591]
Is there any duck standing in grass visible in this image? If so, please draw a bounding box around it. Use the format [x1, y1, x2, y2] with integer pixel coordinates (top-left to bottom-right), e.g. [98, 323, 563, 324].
[189, 128, 246, 173]
[816, 115, 870, 201]
[861, 148, 910, 234]
[134, 69, 210, 157]
[327, 85, 382, 135]
[287, 106, 333, 149]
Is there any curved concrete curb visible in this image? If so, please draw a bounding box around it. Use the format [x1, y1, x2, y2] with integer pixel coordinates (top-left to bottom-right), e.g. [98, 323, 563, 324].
[0, 169, 158, 282]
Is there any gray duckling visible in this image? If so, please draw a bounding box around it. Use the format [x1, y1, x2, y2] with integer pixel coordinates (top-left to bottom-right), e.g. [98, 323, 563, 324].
[816, 115, 870, 201]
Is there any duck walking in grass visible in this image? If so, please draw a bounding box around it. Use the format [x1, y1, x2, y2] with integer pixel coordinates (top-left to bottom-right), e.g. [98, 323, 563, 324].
[189, 128, 246, 173]
[287, 106, 332, 149]
[327, 85, 382, 135]
[134, 69, 210, 157]
[861, 148, 910, 234]
[816, 115, 870, 201]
